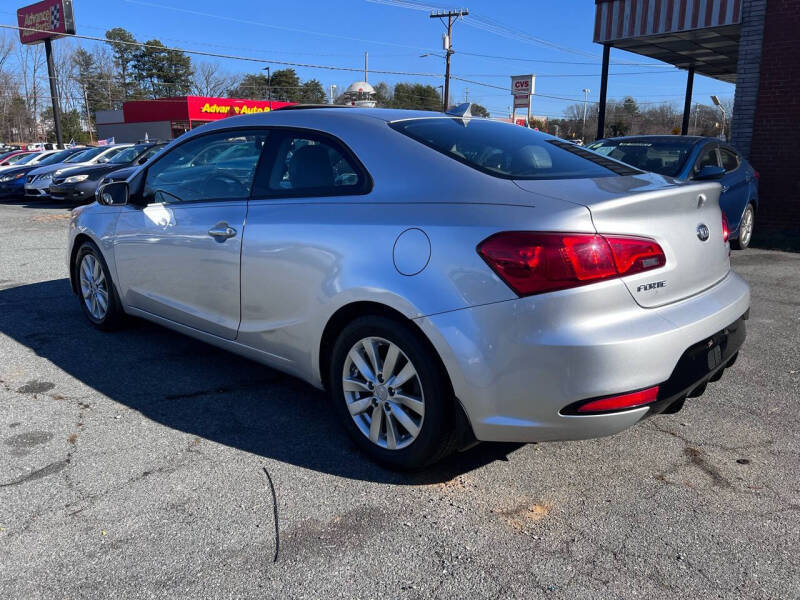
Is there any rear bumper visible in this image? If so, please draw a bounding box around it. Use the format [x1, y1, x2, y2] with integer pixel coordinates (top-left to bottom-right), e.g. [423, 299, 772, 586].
[416, 271, 750, 443]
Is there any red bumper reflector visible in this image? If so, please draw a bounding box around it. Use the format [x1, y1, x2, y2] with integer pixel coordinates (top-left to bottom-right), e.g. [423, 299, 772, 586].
[722, 212, 730, 243]
[577, 386, 660, 413]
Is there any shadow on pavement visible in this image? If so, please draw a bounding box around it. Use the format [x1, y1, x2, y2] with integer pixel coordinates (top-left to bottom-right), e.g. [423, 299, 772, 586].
[0, 197, 85, 210]
[0, 278, 523, 484]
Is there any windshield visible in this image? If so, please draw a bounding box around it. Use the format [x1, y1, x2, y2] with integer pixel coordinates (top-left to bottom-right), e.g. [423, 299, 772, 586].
[4, 153, 30, 165]
[66, 147, 106, 163]
[38, 149, 77, 165]
[586, 138, 697, 177]
[109, 146, 145, 164]
[390, 118, 639, 180]
[137, 144, 166, 163]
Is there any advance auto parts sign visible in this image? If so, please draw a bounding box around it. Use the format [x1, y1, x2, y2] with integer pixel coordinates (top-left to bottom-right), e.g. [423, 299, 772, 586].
[17, 0, 75, 45]
[200, 103, 272, 116]
[188, 97, 294, 121]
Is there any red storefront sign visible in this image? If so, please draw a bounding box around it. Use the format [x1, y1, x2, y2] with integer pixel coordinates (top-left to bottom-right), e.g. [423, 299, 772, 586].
[17, 0, 75, 45]
[122, 96, 295, 124]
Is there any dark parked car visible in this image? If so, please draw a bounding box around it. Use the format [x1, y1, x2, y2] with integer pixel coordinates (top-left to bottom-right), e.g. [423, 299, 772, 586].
[586, 136, 759, 249]
[50, 142, 167, 202]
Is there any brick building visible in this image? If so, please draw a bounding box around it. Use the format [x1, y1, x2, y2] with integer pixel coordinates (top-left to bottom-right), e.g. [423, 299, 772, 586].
[594, 0, 799, 238]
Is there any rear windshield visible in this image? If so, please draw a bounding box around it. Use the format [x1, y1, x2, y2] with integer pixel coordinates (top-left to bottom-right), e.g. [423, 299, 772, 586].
[586, 138, 697, 177]
[390, 118, 639, 180]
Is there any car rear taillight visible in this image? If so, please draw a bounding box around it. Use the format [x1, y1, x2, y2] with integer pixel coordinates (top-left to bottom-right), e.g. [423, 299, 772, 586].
[753, 169, 760, 181]
[721, 212, 730, 243]
[477, 232, 666, 296]
[574, 386, 659, 414]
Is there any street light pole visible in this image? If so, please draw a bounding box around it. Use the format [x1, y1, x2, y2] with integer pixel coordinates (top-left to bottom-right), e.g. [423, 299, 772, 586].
[429, 8, 468, 111]
[710, 95, 726, 140]
[582, 88, 590, 141]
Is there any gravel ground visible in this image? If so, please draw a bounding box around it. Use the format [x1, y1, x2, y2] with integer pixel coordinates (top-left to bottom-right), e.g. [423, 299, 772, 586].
[0, 199, 798, 599]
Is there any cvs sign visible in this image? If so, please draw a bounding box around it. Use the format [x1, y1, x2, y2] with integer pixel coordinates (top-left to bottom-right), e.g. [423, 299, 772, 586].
[510, 74, 535, 96]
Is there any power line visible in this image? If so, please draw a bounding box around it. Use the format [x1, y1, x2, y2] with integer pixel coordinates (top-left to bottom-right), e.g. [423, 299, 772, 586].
[122, 0, 437, 53]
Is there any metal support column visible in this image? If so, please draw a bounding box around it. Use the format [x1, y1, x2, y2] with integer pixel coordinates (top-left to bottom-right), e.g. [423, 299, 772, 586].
[44, 38, 63, 146]
[681, 66, 695, 135]
[596, 44, 610, 140]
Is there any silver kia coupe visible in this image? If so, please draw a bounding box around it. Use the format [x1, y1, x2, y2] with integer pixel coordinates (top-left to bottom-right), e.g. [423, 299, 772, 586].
[68, 106, 749, 469]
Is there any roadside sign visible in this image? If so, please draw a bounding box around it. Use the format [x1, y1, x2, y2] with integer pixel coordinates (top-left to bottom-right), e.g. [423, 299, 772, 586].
[16, 0, 75, 45]
[513, 94, 529, 108]
[510, 74, 535, 96]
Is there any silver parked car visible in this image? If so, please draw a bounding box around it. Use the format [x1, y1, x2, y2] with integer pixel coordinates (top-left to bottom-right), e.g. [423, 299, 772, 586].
[67, 107, 749, 469]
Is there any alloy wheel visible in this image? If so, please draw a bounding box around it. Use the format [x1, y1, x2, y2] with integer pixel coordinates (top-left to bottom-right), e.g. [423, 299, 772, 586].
[342, 336, 425, 450]
[79, 254, 109, 320]
[739, 205, 754, 247]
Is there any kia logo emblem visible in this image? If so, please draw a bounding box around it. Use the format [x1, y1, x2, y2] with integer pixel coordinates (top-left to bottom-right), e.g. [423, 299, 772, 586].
[696, 223, 710, 241]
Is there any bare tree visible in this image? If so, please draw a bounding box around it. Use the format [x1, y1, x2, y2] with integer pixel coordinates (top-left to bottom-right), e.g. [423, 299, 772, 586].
[191, 61, 236, 97]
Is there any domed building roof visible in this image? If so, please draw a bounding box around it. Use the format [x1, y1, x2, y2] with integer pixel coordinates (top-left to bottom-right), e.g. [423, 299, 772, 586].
[340, 81, 377, 108]
[344, 81, 375, 95]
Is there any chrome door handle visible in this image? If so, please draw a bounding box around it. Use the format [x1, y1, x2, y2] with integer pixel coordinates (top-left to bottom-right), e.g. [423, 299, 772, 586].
[208, 223, 237, 240]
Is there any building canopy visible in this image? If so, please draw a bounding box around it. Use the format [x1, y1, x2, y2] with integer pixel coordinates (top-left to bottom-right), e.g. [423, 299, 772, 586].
[594, 0, 742, 83]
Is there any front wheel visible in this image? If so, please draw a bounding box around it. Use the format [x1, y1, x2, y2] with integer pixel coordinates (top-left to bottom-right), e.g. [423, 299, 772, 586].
[731, 203, 755, 250]
[329, 316, 457, 470]
[74, 241, 125, 330]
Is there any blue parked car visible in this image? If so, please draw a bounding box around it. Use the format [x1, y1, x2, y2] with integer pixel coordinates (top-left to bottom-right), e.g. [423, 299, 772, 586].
[586, 136, 759, 249]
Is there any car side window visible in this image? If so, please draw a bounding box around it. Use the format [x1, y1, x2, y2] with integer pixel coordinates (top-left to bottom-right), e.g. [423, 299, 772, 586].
[693, 146, 719, 176]
[143, 130, 268, 204]
[256, 132, 366, 197]
[719, 148, 739, 173]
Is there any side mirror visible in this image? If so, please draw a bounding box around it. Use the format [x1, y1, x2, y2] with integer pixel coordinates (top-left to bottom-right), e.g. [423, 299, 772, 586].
[97, 181, 129, 206]
[693, 165, 725, 181]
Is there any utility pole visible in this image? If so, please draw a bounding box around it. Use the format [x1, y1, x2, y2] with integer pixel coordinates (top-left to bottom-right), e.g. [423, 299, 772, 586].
[464, 87, 469, 103]
[44, 38, 63, 146]
[581, 88, 590, 141]
[429, 8, 468, 111]
[364, 52, 368, 82]
[81, 84, 93, 144]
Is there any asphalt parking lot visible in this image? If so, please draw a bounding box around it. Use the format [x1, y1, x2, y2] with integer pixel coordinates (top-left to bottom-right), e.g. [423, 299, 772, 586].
[0, 198, 798, 599]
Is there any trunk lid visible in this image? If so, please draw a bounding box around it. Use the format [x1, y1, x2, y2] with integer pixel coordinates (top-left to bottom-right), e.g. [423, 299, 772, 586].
[514, 173, 730, 308]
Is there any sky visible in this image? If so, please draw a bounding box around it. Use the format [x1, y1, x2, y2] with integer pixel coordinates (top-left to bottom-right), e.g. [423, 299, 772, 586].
[3, 0, 736, 118]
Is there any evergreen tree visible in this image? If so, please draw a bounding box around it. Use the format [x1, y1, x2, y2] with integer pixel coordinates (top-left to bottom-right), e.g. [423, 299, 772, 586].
[133, 40, 193, 98]
[471, 103, 490, 118]
[299, 79, 326, 104]
[105, 27, 139, 99]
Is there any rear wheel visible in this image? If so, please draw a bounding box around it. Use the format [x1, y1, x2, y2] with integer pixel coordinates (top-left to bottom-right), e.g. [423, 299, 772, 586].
[329, 316, 457, 470]
[731, 203, 754, 250]
[74, 241, 125, 330]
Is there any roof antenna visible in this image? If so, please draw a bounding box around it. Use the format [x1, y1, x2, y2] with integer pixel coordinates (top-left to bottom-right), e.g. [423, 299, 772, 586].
[446, 102, 472, 124]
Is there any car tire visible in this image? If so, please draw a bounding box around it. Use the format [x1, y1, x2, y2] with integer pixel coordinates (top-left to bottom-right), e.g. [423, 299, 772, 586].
[329, 315, 458, 470]
[731, 202, 755, 250]
[74, 241, 125, 331]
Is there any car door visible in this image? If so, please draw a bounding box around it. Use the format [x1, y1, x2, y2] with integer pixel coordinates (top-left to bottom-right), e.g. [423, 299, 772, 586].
[717, 146, 749, 231]
[236, 129, 371, 363]
[113, 129, 269, 340]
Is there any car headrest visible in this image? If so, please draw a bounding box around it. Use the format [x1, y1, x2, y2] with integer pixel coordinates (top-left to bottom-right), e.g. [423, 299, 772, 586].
[288, 144, 334, 189]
